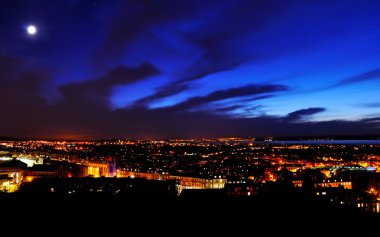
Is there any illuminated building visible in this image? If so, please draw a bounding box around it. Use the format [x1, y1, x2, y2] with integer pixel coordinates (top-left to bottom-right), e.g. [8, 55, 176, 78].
[116, 170, 226, 191]
[0, 159, 26, 192]
[17, 155, 44, 167]
[292, 180, 303, 187]
[320, 169, 331, 178]
[87, 162, 109, 177]
[86, 159, 116, 177]
[108, 157, 117, 177]
[315, 181, 352, 189]
[291, 179, 352, 189]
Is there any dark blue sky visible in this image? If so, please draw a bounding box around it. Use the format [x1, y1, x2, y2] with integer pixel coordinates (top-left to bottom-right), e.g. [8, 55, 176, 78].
[1, 0, 380, 139]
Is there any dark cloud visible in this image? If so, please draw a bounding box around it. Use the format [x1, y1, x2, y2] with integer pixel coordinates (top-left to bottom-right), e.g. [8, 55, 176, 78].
[97, 0, 295, 61]
[0, 55, 23, 79]
[214, 105, 244, 112]
[338, 68, 380, 86]
[363, 117, 380, 123]
[1, 1, 380, 139]
[134, 84, 190, 107]
[96, 0, 205, 64]
[96, 0, 300, 104]
[240, 94, 275, 103]
[59, 62, 159, 105]
[138, 63, 241, 106]
[97, 1, 234, 103]
[168, 84, 288, 111]
[2, 104, 378, 140]
[105, 63, 159, 85]
[1, 58, 374, 139]
[3, 57, 364, 140]
[285, 108, 326, 122]
[0, 54, 52, 99]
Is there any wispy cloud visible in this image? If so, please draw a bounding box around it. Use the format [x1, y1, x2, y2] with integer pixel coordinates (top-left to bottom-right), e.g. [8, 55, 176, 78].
[285, 107, 326, 122]
[59, 62, 159, 104]
[336, 68, 380, 87]
[168, 84, 288, 111]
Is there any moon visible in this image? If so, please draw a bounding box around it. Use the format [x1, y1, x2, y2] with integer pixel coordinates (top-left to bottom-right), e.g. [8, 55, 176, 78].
[27, 25, 37, 35]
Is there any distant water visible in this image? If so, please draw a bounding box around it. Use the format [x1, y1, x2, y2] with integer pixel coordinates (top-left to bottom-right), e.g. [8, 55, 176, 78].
[261, 140, 380, 145]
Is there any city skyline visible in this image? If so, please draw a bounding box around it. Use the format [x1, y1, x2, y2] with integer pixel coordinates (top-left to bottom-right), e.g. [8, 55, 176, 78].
[1, 0, 380, 139]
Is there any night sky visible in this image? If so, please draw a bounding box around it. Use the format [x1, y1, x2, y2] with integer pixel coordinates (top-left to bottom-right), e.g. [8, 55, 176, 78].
[1, 0, 380, 139]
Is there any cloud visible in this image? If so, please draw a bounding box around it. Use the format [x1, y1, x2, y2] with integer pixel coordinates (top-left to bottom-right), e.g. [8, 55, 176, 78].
[168, 84, 288, 111]
[95, 0, 300, 105]
[2, 1, 380, 139]
[239, 94, 275, 103]
[134, 84, 190, 107]
[138, 63, 242, 106]
[2, 59, 373, 140]
[95, 0, 205, 65]
[363, 117, 380, 124]
[285, 107, 326, 122]
[0, 54, 53, 100]
[0, 81, 378, 139]
[104, 63, 159, 86]
[338, 68, 380, 86]
[213, 105, 244, 112]
[0, 55, 23, 80]
[59, 62, 159, 105]
[96, 0, 295, 62]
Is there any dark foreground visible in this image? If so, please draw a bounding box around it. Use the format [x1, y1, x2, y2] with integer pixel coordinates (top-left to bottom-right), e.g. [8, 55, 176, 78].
[1, 190, 379, 235]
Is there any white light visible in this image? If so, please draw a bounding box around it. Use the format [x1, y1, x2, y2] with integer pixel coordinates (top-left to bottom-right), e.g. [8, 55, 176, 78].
[27, 25, 37, 35]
